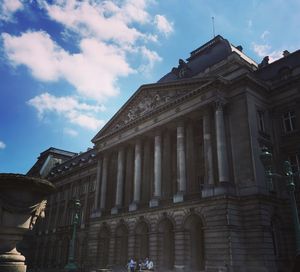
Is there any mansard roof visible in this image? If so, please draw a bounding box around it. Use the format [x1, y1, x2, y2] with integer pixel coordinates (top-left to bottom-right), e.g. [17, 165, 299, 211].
[158, 35, 257, 83]
[48, 147, 97, 179]
[27, 147, 77, 177]
[255, 49, 300, 81]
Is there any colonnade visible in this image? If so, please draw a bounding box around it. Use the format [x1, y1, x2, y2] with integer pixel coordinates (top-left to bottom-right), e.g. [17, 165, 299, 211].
[94, 102, 230, 214]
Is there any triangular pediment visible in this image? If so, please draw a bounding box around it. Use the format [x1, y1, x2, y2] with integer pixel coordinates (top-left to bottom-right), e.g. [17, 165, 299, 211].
[92, 78, 217, 142]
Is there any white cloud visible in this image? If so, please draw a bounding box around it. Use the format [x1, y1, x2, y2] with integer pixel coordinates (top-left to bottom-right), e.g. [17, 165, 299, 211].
[252, 42, 283, 63]
[0, 0, 23, 22]
[154, 14, 174, 36]
[63, 128, 78, 137]
[0, 141, 6, 149]
[260, 30, 270, 40]
[2, 31, 134, 101]
[27, 92, 105, 130]
[41, 0, 152, 45]
[247, 19, 253, 28]
[2, 1, 172, 130]
[67, 111, 105, 131]
[139, 46, 162, 74]
[2, 1, 170, 102]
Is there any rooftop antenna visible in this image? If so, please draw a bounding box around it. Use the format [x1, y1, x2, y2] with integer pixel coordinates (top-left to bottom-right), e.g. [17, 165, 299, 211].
[212, 16, 215, 38]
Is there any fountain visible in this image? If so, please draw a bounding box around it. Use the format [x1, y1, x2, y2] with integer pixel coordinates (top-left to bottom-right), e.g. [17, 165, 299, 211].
[0, 173, 55, 272]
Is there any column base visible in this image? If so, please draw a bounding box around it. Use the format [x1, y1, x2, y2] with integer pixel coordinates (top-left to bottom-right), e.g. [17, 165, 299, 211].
[201, 184, 215, 198]
[201, 182, 236, 198]
[173, 192, 185, 203]
[90, 209, 103, 218]
[149, 198, 160, 208]
[129, 202, 138, 212]
[214, 181, 236, 196]
[173, 265, 185, 272]
[111, 206, 121, 215]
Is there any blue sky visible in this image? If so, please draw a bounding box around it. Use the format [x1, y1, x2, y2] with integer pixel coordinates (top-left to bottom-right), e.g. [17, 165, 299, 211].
[1, 0, 300, 174]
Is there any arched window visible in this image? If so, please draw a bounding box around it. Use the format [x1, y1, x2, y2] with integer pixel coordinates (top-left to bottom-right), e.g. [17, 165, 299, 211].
[97, 226, 110, 268]
[184, 215, 205, 271]
[135, 221, 149, 260]
[114, 224, 128, 265]
[158, 218, 174, 270]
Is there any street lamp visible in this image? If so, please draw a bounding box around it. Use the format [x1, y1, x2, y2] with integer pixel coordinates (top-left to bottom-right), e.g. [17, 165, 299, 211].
[65, 198, 81, 272]
[260, 147, 300, 270]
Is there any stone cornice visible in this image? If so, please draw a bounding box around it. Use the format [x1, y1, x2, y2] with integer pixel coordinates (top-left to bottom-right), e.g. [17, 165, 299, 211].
[92, 77, 226, 144]
[94, 79, 226, 148]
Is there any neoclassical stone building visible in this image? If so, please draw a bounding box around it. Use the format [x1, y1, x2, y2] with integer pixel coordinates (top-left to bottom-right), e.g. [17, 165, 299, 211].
[28, 36, 300, 272]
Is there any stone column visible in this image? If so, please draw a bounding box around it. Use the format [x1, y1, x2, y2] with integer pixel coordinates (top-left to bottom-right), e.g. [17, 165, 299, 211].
[129, 139, 142, 211]
[203, 113, 214, 185]
[215, 100, 229, 182]
[100, 155, 108, 213]
[174, 121, 187, 203]
[93, 158, 102, 211]
[112, 147, 125, 214]
[150, 132, 162, 207]
[202, 111, 216, 197]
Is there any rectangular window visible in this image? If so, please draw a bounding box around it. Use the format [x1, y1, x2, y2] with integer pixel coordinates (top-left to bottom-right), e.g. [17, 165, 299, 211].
[283, 111, 296, 133]
[257, 110, 265, 132]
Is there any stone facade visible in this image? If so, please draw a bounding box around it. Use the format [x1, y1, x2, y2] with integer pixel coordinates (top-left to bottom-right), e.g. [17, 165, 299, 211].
[27, 36, 300, 272]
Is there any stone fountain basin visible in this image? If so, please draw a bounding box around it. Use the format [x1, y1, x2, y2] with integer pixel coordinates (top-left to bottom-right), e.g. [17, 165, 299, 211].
[0, 173, 55, 229]
[0, 173, 55, 272]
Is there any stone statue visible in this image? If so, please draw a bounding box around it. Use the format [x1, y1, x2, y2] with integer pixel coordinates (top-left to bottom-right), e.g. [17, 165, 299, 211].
[172, 59, 191, 78]
[258, 56, 269, 68]
[29, 199, 47, 230]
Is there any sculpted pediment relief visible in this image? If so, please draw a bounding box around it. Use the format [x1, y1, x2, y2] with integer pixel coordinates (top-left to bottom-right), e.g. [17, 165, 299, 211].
[99, 87, 190, 137]
[93, 77, 221, 142]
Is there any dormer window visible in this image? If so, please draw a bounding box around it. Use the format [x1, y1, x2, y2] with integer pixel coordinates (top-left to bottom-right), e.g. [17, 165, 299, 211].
[282, 111, 296, 133]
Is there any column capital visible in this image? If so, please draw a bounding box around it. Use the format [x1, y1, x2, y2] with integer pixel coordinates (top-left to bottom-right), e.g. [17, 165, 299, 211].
[153, 127, 163, 137]
[175, 116, 190, 126]
[214, 97, 228, 111]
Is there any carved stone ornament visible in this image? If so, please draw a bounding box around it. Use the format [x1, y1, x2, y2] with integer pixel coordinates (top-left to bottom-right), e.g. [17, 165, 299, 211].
[29, 199, 47, 230]
[171, 59, 191, 79]
[214, 97, 228, 111]
[112, 89, 188, 131]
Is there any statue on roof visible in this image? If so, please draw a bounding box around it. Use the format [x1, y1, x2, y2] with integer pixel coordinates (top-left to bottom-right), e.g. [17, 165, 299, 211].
[258, 56, 269, 68]
[171, 58, 191, 79]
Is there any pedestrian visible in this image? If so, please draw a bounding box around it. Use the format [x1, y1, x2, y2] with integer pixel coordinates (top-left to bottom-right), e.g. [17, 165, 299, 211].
[147, 258, 154, 271]
[128, 258, 136, 272]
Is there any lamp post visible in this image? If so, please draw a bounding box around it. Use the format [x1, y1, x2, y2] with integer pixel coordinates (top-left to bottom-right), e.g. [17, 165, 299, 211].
[65, 198, 81, 272]
[260, 147, 300, 269]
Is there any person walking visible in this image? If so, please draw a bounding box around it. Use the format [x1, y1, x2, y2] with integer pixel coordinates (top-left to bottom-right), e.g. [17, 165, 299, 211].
[128, 258, 136, 272]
